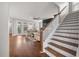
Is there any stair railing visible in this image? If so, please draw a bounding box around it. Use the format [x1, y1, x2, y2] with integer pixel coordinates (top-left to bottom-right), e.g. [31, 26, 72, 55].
[40, 6, 67, 52]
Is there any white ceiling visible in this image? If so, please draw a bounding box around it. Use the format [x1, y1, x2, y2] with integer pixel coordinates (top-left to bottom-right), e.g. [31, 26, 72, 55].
[55, 2, 66, 5]
[55, 2, 68, 10]
[9, 2, 59, 20]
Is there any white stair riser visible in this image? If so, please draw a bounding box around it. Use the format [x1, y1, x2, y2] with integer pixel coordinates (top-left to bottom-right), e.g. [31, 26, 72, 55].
[60, 23, 79, 26]
[59, 26, 79, 28]
[64, 19, 79, 21]
[52, 36, 78, 44]
[54, 33, 79, 38]
[48, 45, 74, 57]
[56, 30, 79, 33]
[63, 21, 79, 23]
[49, 40, 77, 51]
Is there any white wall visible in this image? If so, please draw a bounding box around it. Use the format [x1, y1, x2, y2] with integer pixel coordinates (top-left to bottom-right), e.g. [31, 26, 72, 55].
[72, 2, 79, 12]
[76, 43, 79, 56]
[10, 18, 43, 35]
[58, 2, 79, 23]
[0, 3, 9, 57]
[54, 2, 69, 24]
[58, 2, 69, 23]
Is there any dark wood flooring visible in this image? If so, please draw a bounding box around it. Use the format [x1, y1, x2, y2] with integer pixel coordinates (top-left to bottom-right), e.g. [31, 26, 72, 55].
[9, 35, 48, 57]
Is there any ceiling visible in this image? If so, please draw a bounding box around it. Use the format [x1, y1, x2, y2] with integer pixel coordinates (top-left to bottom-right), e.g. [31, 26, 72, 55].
[9, 2, 58, 20]
[9, 2, 68, 20]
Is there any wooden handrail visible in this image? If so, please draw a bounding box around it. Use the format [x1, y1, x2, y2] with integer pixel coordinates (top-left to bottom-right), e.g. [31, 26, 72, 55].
[40, 28, 43, 52]
[54, 6, 67, 17]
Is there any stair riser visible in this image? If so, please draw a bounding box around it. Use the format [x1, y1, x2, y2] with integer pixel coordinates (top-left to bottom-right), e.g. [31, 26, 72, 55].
[62, 22, 79, 25]
[58, 26, 79, 29]
[61, 23, 79, 25]
[48, 45, 74, 57]
[55, 31, 79, 34]
[57, 27, 79, 30]
[49, 40, 77, 51]
[64, 19, 79, 22]
[54, 33, 79, 39]
[49, 42, 76, 56]
[62, 21, 79, 24]
[56, 30, 79, 33]
[52, 36, 78, 44]
[53, 34, 79, 40]
[60, 25, 79, 27]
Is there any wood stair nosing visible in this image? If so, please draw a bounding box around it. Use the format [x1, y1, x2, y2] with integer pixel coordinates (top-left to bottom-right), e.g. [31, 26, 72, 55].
[51, 38, 78, 47]
[53, 34, 78, 40]
[45, 47, 65, 57]
[48, 42, 76, 56]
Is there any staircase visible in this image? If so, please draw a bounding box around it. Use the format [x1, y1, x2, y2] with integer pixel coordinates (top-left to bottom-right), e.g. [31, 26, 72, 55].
[44, 12, 79, 57]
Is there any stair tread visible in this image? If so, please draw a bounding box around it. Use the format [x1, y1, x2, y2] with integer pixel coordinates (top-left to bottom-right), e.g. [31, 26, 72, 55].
[53, 34, 78, 40]
[62, 21, 79, 23]
[62, 22, 79, 24]
[56, 30, 79, 33]
[64, 19, 79, 21]
[45, 47, 65, 57]
[51, 38, 78, 47]
[61, 23, 79, 25]
[57, 28, 79, 30]
[58, 25, 79, 29]
[48, 42, 76, 56]
[56, 31, 79, 34]
[59, 26, 79, 28]
[60, 25, 79, 27]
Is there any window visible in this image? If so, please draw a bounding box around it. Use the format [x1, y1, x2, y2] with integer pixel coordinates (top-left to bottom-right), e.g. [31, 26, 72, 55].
[17, 22, 22, 34]
[24, 23, 27, 33]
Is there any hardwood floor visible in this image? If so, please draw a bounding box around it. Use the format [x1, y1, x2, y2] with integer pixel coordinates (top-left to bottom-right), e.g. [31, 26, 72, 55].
[9, 35, 44, 57]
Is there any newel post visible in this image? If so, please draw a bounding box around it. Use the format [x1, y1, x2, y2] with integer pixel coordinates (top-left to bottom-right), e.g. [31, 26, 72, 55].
[40, 28, 44, 53]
